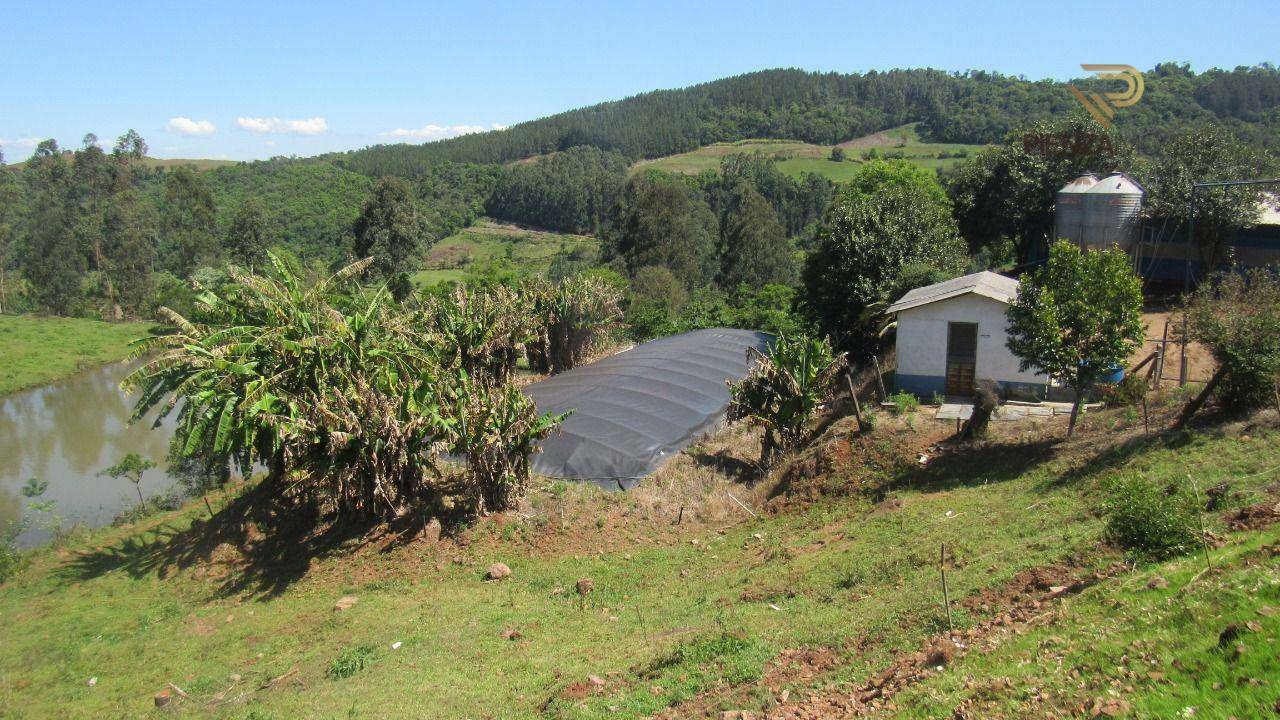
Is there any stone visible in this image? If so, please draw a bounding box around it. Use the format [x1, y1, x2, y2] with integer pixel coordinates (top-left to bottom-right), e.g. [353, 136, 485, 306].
[486, 563, 512, 580]
[334, 595, 359, 611]
[1146, 577, 1169, 590]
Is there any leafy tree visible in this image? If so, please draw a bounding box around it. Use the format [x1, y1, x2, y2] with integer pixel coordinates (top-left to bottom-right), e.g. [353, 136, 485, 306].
[160, 166, 218, 278]
[100, 453, 156, 511]
[719, 184, 795, 288]
[353, 176, 424, 299]
[112, 129, 148, 161]
[18, 140, 85, 314]
[947, 117, 1134, 261]
[728, 334, 845, 467]
[101, 193, 154, 317]
[609, 172, 718, 289]
[227, 197, 269, 270]
[1141, 124, 1272, 273]
[1006, 242, 1144, 436]
[845, 159, 950, 207]
[829, 146, 845, 162]
[801, 182, 967, 352]
[0, 151, 20, 313]
[1183, 269, 1280, 413]
[628, 265, 687, 335]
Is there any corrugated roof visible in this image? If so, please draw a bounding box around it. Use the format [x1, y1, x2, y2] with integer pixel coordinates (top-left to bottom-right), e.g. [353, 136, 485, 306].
[885, 270, 1020, 314]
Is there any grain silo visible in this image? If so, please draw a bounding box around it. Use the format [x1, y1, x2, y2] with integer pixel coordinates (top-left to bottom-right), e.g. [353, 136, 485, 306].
[1054, 173, 1099, 245]
[1082, 172, 1144, 250]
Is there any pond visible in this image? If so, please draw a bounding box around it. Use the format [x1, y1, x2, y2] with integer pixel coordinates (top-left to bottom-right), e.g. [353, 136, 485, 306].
[0, 361, 179, 547]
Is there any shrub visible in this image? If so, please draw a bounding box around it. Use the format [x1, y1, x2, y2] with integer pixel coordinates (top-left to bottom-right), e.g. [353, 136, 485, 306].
[1185, 269, 1280, 412]
[1099, 372, 1147, 407]
[328, 644, 377, 679]
[887, 391, 920, 414]
[1103, 475, 1202, 560]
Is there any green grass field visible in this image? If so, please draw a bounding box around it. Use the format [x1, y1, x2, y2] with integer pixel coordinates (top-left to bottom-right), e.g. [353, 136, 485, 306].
[632, 124, 987, 181]
[0, 315, 153, 396]
[411, 219, 600, 288]
[1, 401, 1276, 718]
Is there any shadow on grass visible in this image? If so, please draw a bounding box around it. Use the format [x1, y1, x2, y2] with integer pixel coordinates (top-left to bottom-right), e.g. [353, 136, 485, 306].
[687, 448, 762, 485]
[58, 478, 443, 599]
[891, 438, 1060, 494]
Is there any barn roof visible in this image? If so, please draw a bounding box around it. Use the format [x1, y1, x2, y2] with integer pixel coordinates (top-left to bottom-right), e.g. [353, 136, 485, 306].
[885, 270, 1020, 314]
[523, 328, 773, 487]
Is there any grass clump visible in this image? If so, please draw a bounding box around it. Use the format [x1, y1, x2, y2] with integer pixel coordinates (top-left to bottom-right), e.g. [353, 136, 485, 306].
[327, 644, 377, 679]
[1102, 474, 1202, 560]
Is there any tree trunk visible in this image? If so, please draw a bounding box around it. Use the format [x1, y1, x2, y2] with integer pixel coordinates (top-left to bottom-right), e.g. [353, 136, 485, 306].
[1067, 395, 1083, 437]
[1175, 366, 1228, 429]
[134, 483, 147, 512]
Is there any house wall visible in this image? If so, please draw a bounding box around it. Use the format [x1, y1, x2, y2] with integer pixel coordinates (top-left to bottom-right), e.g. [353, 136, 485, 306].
[893, 294, 1047, 399]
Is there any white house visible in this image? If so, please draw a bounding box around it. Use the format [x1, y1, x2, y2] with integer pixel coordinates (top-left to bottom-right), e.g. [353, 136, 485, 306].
[885, 271, 1047, 400]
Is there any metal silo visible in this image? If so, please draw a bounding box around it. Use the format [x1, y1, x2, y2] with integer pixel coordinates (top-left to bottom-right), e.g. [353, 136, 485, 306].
[1055, 173, 1098, 246]
[1083, 172, 1144, 250]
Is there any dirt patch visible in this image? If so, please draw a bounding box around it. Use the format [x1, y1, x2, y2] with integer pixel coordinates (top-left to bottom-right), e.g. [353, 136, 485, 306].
[837, 131, 899, 150]
[761, 561, 1126, 719]
[1225, 498, 1280, 531]
[764, 417, 928, 508]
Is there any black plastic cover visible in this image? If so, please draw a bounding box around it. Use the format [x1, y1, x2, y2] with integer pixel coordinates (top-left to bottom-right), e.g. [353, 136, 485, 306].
[524, 328, 773, 487]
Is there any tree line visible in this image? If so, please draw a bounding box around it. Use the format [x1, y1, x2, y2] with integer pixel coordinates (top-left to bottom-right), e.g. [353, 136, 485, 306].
[329, 65, 1280, 177]
[0, 135, 497, 317]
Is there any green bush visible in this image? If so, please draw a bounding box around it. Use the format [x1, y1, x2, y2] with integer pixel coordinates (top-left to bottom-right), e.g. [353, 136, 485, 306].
[1103, 475, 1202, 560]
[1186, 269, 1280, 412]
[887, 391, 920, 415]
[328, 644, 377, 679]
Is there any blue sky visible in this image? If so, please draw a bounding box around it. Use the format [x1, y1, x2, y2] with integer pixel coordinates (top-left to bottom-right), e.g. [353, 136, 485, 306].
[2, 0, 1276, 162]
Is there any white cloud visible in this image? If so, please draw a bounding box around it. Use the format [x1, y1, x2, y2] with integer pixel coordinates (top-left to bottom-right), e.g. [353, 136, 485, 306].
[0, 137, 41, 150]
[380, 122, 505, 142]
[166, 117, 217, 136]
[236, 116, 329, 135]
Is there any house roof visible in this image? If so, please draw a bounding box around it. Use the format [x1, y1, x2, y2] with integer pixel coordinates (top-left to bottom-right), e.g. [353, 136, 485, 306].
[885, 270, 1020, 314]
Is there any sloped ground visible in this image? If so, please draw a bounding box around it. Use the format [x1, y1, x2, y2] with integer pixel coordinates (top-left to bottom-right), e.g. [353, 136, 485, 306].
[0, 396, 1276, 719]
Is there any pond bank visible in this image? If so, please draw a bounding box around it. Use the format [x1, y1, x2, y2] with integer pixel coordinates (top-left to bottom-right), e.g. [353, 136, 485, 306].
[0, 314, 153, 396]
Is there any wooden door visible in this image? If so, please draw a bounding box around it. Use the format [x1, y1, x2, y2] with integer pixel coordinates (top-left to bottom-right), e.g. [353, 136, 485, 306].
[945, 322, 978, 397]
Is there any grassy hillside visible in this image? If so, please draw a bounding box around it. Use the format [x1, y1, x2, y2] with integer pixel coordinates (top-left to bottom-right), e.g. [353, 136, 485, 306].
[1, 395, 1277, 718]
[0, 315, 152, 396]
[633, 125, 985, 180]
[411, 219, 599, 287]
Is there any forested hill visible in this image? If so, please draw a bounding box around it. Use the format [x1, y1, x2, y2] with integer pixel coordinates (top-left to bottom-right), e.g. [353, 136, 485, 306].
[331, 64, 1280, 177]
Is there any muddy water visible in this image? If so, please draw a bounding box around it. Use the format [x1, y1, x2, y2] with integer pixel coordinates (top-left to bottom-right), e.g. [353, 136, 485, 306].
[0, 361, 179, 547]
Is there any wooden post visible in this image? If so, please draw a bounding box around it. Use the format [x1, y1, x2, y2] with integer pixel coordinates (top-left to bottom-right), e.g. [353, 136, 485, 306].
[872, 356, 888, 401]
[940, 543, 953, 634]
[1158, 320, 1170, 388]
[1141, 393, 1150, 434]
[1179, 314, 1189, 387]
[844, 370, 865, 432]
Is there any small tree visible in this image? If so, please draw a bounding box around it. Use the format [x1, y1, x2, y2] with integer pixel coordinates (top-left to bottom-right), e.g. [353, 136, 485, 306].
[1006, 242, 1144, 436]
[728, 335, 845, 467]
[829, 146, 845, 162]
[1183, 269, 1280, 415]
[102, 453, 157, 511]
